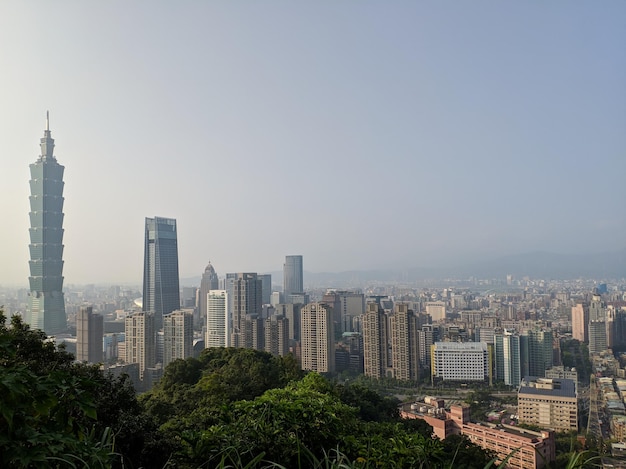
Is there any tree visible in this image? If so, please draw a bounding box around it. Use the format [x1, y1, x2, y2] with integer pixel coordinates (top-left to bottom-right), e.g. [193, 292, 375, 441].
[0, 312, 116, 468]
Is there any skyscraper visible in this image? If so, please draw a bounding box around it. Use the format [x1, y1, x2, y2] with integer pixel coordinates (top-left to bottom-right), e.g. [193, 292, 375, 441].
[390, 303, 419, 381]
[163, 310, 193, 368]
[230, 273, 262, 348]
[283, 255, 303, 302]
[300, 302, 335, 373]
[362, 302, 388, 379]
[206, 290, 229, 348]
[198, 262, 219, 325]
[143, 217, 180, 330]
[26, 113, 67, 335]
[125, 311, 155, 381]
[76, 306, 104, 363]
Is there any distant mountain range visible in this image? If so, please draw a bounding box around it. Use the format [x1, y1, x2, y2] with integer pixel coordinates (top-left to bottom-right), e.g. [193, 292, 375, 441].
[181, 249, 626, 287]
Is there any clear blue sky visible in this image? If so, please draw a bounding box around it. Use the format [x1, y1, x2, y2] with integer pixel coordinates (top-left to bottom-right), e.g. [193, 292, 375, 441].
[0, 1, 624, 285]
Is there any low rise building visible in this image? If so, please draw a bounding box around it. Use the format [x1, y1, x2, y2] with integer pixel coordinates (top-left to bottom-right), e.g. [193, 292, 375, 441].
[400, 402, 555, 469]
[518, 377, 578, 432]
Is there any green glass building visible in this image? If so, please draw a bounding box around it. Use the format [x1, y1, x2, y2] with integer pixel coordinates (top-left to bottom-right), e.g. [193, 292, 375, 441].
[26, 113, 67, 335]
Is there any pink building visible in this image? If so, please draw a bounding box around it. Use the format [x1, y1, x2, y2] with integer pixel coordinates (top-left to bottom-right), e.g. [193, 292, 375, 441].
[401, 403, 555, 469]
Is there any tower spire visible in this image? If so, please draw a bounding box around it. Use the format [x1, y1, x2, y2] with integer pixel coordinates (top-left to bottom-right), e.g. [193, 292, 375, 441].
[40, 110, 55, 160]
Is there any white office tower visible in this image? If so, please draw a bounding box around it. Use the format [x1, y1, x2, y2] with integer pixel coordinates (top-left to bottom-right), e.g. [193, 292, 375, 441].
[206, 290, 229, 348]
[163, 310, 193, 368]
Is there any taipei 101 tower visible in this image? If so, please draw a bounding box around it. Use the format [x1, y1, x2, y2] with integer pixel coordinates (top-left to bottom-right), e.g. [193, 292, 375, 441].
[26, 112, 67, 335]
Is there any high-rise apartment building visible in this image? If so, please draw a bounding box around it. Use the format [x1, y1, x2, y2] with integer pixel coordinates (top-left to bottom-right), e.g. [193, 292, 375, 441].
[390, 304, 419, 381]
[230, 273, 262, 348]
[163, 310, 193, 368]
[143, 217, 180, 330]
[571, 303, 589, 343]
[300, 302, 335, 373]
[199, 262, 219, 325]
[125, 312, 155, 380]
[264, 315, 289, 357]
[206, 290, 229, 348]
[283, 255, 303, 302]
[76, 306, 103, 363]
[503, 332, 522, 387]
[362, 302, 388, 379]
[26, 113, 67, 335]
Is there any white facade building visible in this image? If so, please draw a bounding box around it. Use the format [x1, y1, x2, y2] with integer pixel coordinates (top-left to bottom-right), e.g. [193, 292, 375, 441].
[432, 341, 491, 382]
[206, 290, 229, 348]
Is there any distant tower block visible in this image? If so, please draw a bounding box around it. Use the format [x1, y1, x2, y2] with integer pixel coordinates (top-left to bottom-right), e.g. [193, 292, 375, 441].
[142, 217, 180, 331]
[283, 255, 303, 302]
[27, 112, 68, 335]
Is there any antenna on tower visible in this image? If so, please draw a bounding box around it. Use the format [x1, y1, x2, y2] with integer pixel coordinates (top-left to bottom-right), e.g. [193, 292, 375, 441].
[46, 111, 50, 131]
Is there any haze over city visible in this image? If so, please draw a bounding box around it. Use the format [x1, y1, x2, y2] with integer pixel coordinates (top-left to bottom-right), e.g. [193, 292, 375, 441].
[0, 1, 624, 286]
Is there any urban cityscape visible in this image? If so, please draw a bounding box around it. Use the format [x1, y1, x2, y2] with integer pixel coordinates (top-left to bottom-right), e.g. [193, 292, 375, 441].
[1, 3, 624, 469]
[0, 116, 624, 468]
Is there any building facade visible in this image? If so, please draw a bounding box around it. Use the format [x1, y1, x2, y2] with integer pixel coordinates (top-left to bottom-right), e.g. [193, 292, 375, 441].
[230, 273, 262, 348]
[283, 255, 303, 303]
[300, 302, 335, 373]
[163, 310, 193, 368]
[27, 113, 67, 335]
[517, 377, 578, 432]
[390, 303, 419, 381]
[206, 290, 229, 348]
[76, 306, 103, 363]
[431, 342, 491, 383]
[198, 262, 219, 325]
[125, 311, 156, 380]
[362, 302, 388, 378]
[143, 217, 180, 330]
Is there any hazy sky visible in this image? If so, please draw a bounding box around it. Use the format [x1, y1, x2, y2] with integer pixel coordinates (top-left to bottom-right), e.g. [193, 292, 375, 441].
[0, 1, 624, 286]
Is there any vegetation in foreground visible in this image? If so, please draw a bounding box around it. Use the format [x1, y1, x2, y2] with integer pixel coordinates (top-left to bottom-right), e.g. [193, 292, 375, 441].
[0, 311, 602, 468]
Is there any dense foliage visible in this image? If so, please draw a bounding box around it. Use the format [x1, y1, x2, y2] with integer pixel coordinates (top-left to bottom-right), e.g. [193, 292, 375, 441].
[0, 311, 499, 468]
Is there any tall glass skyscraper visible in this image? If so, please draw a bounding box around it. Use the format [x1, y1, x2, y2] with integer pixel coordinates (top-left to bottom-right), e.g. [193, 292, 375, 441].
[143, 217, 180, 330]
[27, 113, 67, 335]
[283, 255, 303, 301]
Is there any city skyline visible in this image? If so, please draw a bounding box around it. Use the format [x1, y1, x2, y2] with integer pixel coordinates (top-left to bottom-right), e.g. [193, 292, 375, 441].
[0, 2, 624, 285]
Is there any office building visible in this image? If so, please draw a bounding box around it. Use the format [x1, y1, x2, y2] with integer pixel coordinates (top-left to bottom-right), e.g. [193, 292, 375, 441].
[390, 303, 419, 381]
[206, 290, 229, 348]
[432, 342, 491, 383]
[521, 329, 553, 378]
[425, 302, 446, 322]
[198, 262, 219, 325]
[26, 113, 67, 335]
[518, 377, 578, 432]
[143, 217, 180, 330]
[589, 320, 608, 354]
[258, 274, 272, 306]
[300, 302, 335, 373]
[125, 312, 155, 381]
[362, 302, 388, 378]
[274, 303, 301, 342]
[163, 310, 193, 368]
[283, 255, 303, 302]
[76, 306, 104, 363]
